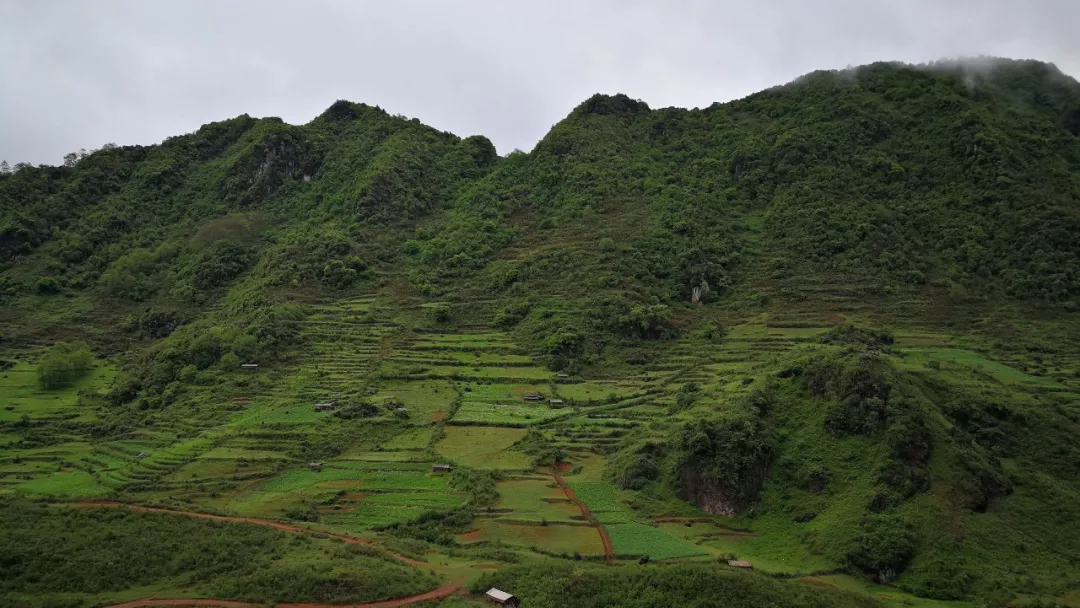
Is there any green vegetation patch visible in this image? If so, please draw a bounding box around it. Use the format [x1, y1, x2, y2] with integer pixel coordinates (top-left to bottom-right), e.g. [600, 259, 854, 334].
[452, 402, 567, 426]
[606, 522, 707, 560]
[435, 426, 530, 469]
[0, 497, 439, 606]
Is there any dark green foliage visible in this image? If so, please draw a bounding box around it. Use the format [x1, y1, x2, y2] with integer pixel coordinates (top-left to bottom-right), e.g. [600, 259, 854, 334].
[515, 429, 567, 467]
[449, 468, 500, 507]
[607, 440, 664, 490]
[333, 400, 380, 420]
[380, 507, 475, 545]
[0, 498, 435, 606]
[474, 562, 880, 608]
[36, 342, 93, 389]
[427, 303, 451, 323]
[819, 324, 895, 349]
[847, 513, 917, 583]
[2, 58, 1080, 606]
[806, 353, 894, 436]
[674, 400, 775, 513]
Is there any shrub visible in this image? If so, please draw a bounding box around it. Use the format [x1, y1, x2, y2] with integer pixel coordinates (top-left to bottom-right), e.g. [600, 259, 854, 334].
[846, 513, 916, 583]
[35, 277, 61, 294]
[427, 303, 451, 323]
[37, 342, 94, 389]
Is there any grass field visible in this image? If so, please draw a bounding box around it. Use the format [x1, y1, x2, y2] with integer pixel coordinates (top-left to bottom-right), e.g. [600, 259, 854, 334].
[13, 470, 111, 498]
[435, 426, 530, 469]
[452, 402, 567, 426]
[496, 478, 581, 523]
[0, 360, 114, 423]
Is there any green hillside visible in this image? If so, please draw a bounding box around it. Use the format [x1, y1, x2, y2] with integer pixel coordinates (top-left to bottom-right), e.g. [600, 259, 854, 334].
[2, 58, 1080, 608]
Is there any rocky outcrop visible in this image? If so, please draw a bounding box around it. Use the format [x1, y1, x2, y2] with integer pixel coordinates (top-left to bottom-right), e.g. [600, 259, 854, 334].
[678, 460, 768, 516]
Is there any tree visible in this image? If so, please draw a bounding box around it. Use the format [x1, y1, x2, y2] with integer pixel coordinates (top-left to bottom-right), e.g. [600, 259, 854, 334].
[63, 152, 79, 168]
[0, 160, 9, 175]
[37, 342, 94, 389]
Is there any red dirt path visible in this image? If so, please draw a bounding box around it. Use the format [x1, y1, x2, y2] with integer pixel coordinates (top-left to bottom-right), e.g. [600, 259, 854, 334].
[554, 475, 614, 564]
[102, 583, 462, 608]
[74, 502, 426, 567]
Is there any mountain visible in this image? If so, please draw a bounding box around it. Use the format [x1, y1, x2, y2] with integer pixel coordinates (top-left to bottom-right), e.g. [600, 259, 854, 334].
[2, 58, 1080, 608]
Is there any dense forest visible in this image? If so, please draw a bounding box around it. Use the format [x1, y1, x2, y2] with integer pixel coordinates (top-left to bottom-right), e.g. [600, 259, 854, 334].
[2, 57, 1080, 608]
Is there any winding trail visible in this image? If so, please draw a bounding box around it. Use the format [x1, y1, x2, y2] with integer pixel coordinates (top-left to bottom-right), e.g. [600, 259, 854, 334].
[102, 583, 462, 608]
[74, 501, 427, 566]
[554, 475, 614, 564]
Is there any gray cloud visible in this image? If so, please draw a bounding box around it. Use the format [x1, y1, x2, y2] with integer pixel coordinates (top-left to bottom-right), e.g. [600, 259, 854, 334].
[1, 0, 1078, 165]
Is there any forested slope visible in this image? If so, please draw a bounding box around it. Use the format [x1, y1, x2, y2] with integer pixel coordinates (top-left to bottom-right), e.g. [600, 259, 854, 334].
[2, 57, 1080, 607]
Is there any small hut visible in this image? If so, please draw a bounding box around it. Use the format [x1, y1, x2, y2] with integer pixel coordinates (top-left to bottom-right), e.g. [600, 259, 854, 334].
[314, 402, 336, 412]
[136, 452, 150, 459]
[523, 393, 544, 402]
[549, 398, 565, 407]
[727, 559, 753, 569]
[556, 372, 570, 379]
[484, 588, 518, 606]
[309, 462, 323, 472]
[432, 464, 453, 473]
[241, 363, 259, 371]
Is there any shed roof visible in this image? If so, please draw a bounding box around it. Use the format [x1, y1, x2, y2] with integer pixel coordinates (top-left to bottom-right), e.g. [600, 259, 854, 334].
[727, 559, 753, 568]
[485, 588, 515, 602]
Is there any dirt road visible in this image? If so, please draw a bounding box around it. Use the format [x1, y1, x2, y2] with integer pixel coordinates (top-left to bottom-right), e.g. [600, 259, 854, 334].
[102, 583, 462, 608]
[74, 501, 426, 566]
[554, 475, 614, 564]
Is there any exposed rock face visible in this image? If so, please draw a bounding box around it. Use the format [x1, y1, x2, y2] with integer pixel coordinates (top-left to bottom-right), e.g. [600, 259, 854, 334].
[678, 460, 768, 516]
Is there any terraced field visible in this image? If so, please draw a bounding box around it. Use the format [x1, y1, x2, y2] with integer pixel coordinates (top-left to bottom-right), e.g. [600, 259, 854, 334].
[6, 290, 1077, 608]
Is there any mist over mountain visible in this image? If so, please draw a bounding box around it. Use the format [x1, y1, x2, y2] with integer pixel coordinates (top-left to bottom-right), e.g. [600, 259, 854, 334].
[2, 58, 1080, 607]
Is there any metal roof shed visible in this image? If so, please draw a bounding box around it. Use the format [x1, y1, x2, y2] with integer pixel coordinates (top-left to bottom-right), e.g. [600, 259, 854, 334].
[484, 588, 518, 606]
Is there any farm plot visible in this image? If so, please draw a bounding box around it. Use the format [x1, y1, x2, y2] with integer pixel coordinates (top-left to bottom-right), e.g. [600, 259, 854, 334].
[452, 402, 568, 426]
[259, 468, 448, 493]
[462, 383, 550, 403]
[568, 481, 705, 560]
[495, 478, 582, 523]
[383, 362, 553, 381]
[568, 481, 621, 512]
[322, 491, 467, 529]
[463, 519, 604, 556]
[13, 469, 110, 498]
[606, 523, 707, 560]
[0, 360, 114, 423]
[554, 382, 644, 404]
[371, 380, 458, 421]
[435, 426, 530, 470]
[226, 397, 330, 428]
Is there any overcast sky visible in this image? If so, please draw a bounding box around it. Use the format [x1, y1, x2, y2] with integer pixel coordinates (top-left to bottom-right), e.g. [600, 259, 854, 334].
[1, 0, 1078, 165]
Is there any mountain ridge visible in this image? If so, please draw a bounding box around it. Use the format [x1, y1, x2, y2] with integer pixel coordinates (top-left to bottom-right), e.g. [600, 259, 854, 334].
[1, 57, 1080, 607]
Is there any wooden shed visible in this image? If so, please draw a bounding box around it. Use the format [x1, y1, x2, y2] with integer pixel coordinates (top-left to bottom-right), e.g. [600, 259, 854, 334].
[309, 462, 323, 472]
[432, 464, 453, 473]
[241, 363, 259, 371]
[484, 588, 518, 606]
[523, 393, 544, 402]
[549, 398, 565, 407]
[314, 402, 336, 412]
[727, 559, 753, 569]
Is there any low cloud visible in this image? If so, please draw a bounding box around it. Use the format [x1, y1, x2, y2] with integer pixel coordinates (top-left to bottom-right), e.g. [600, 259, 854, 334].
[1, 0, 1078, 165]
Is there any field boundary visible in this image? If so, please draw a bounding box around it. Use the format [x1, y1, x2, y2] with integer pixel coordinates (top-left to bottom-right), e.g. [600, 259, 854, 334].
[555, 474, 614, 564]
